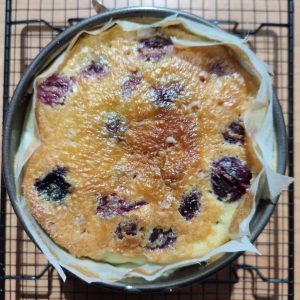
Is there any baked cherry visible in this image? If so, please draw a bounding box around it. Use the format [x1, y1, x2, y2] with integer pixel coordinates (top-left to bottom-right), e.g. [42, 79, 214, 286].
[81, 60, 109, 78]
[209, 63, 227, 76]
[34, 167, 71, 202]
[152, 82, 183, 107]
[146, 228, 176, 250]
[179, 188, 202, 220]
[105, 113, 127, 141]
[121, 72, 143, 99]
[211, 157, 252, 202]
[137, 36, 174, 62]
[38, 74, 74, 106]
[115, 221, 138, 239]
[222, 120, 245, 144]
[139, 36, 172, 49]
[96, 193, 148, 218]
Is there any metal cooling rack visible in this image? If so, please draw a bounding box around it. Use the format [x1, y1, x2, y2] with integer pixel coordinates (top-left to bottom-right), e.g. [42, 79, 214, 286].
[0, 0, 294, 299]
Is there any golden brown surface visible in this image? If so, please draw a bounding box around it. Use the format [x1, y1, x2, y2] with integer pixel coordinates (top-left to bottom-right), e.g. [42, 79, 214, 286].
[23, 24, 260, 264]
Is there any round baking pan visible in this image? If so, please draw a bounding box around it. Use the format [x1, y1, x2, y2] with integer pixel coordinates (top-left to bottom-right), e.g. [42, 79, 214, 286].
[3, 7, 287, 293]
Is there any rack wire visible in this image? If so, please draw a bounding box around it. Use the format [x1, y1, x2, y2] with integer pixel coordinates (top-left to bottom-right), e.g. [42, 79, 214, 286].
[1, 0, 294, 299]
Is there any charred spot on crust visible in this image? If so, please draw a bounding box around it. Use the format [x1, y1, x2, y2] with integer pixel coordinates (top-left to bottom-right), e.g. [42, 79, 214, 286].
[34, 167, 71, 202]
[137, 36, 174, 62]
[179, 188, 202, 220]
[152, 82, 184, 107]
[81, 60, 109, 78]
[105, 113, 127, 141]
[146, 228, 176, 250]
[121, 72, 143, 99]
[211, 157, 252, 202]
[115, 221, 138, 239]
[96, 193, 148, 218]
[38, 74, 74, 106]
[222, 120, 245, 144]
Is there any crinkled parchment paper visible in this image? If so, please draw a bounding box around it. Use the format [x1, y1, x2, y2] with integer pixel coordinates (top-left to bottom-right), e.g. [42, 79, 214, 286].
[14, 15, 293, 283]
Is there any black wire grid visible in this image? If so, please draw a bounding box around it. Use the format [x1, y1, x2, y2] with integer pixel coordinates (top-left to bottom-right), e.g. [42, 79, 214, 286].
[0, 0, 294, 299]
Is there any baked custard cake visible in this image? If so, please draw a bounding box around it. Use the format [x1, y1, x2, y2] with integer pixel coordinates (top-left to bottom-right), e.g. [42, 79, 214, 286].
[23, 24, 261, 264]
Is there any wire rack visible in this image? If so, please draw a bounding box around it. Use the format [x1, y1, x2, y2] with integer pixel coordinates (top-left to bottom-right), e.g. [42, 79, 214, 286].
[0, 0, 294, 299]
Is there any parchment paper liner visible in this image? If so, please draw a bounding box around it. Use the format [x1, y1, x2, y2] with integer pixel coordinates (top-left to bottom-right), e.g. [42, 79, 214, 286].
[14, 15, 293, 283]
